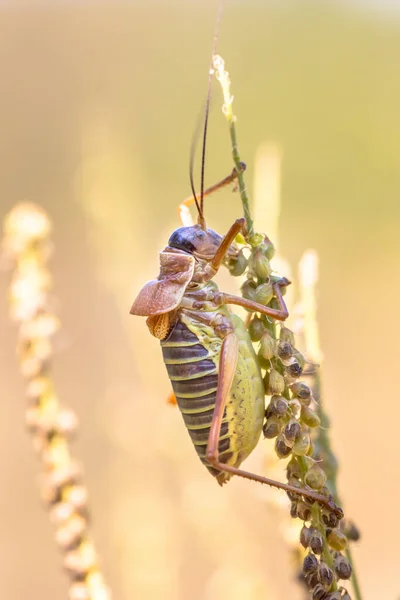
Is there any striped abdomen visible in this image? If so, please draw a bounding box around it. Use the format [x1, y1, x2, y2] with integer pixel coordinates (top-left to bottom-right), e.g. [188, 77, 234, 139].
[161, 319, 231, 478]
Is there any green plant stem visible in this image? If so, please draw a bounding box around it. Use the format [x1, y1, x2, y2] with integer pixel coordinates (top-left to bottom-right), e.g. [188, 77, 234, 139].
[212, 54, 254, 238]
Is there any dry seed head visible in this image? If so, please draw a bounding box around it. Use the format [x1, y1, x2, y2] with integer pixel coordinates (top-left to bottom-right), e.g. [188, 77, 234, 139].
[317, 562, 334, 588]
[303, 552, 319, 574]
[277, 340, 293, 360]
[275, 434, 292, 458]
[287, 457, 301, 480]
[312, 584, 327, 600]
[322, 509, 339, 529]
[263, 417, 281, 439]
[334, 555, 352, 580]
[296, 501, 312, 521]
[325, 593, 342, 600]
[300, 525, 314, 548]
[286, 359, 303, 378]
[284, 419, 301, 442]
[310, 531, 324, 554]
[342, 519, 360, 541]
[290, 381, 312, 399]
[270, 394, 288, 416]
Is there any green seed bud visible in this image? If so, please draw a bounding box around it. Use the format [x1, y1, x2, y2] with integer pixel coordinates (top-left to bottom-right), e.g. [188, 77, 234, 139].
[280, 326, 295, 346]
[260, 240, 275, 260]
[241, 279, 257, 303]
[293, 432, 311, 456]
[327, 529, 348, 552]
[277, 341, 292, 360]
[312, 584, 326, 600]
[255, 281, 274, 305]
[263, 417, 281, 439]
[228, 249, 248, 276]
[301, 406, 321, 428]
[249, 233, 264, 247]
[253, 248, 272, 279]
[249, 316, 264, 342]
[259, 331, 275, 359]
[290, 381, 312, 400]
[304, 465, 327, 491]
[310, 531, 324, 554]
[317, 562, 334, 588]
[297, 501, 311, 521]
[284, 419, 301, 442]
[334, 555, 352, 580]
[275, 434, 292, 458]
[268, 369, 285, 394]
[303, 552, 318, 575]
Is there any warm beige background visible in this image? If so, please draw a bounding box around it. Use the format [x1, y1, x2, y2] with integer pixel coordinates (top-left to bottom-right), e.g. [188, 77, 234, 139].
[1, 1, 399, 599]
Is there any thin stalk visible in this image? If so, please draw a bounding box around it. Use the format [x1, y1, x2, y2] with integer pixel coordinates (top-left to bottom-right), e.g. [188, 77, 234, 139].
[212, 54, 254, 238]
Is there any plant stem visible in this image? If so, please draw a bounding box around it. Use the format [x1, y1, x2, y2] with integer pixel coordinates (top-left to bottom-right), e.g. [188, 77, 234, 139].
[212, 54, 254, 238]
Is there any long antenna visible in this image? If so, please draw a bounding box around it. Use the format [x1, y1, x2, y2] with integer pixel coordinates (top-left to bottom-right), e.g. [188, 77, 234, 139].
[189, 1, 224, 230]
[199, 1, 224, 227]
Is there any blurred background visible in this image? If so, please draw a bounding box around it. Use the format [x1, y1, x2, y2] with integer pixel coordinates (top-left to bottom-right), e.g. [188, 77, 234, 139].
[1, 1, 400, 599]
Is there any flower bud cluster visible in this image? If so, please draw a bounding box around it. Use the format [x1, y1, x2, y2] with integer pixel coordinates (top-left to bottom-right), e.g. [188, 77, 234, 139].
[241, 236, 351, 599]
[3, 205, 110, 600]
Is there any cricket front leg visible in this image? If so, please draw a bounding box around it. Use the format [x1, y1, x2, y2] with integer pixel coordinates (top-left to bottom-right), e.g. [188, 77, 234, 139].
[206, 333, 342, 516]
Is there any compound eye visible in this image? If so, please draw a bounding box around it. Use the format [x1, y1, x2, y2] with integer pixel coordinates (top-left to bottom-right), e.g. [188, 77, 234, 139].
[195, 230, 206, 240]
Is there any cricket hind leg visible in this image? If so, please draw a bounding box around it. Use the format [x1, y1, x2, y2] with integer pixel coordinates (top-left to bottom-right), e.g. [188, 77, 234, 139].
[206, 334, 342, 517]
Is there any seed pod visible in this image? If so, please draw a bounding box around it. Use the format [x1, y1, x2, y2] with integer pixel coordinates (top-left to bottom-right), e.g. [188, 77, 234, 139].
[280, 326, 295, 346]
[300, 525, 313, 548]
[334, 555, 352, 579]
[249, 316, 265, 342]
[284, 419, 301, 442]
[303, 552, 318, 574]
[241, 279, 257, 303]
[287, 457, 301, 480]
[325, 593, 342, 600]
[318, 562, 334, 588]
[310, 531, 324, 554]
[253, 248, 272, 279]
[277, 341, 293, 360]
[270, 395, 288, 416]
[255, 281, 274, 305]
[260, 240, 275, 260]
[268, 369, 285, 394]
[290, 381, 312, 400]
[341, 592, 352, 600]
[301, 406, 321, 428]
[275, 434, 292, 458]
[297, 501, 311, 521]
[286, 359, 303, 378]
[259, 331, 275, 359]
[327, 529, 348, 552]
[290, 501, 298, 518]
[322, 509, 338, 529]
[304, 465, 327, 491]
[228, 249, 248, 276]
[263, 417, 281, 439]
[312, 584, 326, 600]
[293, 432, 311, 456]
[342, 519, 361, 542]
